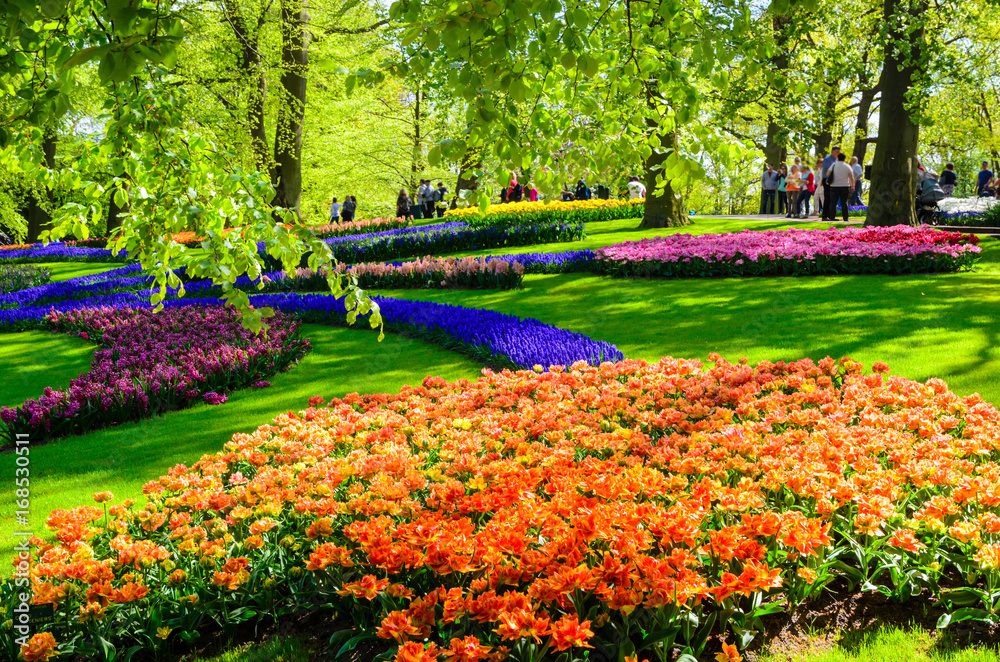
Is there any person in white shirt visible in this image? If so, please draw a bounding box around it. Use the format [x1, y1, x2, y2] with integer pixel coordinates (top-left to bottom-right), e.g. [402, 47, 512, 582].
[329, 198, 341, 222]
[627, 175, 646, 199]
[827, 153, 856, 223]
[417, 179, 435, 219]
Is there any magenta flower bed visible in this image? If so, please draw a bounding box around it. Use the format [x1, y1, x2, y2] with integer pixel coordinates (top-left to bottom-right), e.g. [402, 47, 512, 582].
[270, 256, 526, 291]
[595, 225, 982, 278]
[0, 305, 310, 445]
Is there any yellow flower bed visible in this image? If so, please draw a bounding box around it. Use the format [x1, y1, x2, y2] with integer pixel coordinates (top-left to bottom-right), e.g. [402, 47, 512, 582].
[446, 198, 643, 227]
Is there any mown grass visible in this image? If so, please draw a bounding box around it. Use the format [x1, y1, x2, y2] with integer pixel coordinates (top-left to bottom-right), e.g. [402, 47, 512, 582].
[759, 625, 1000, 662]
[3, 216, 997, 661]
[19, 261, 122, 282]
[1, 330, 96, 408]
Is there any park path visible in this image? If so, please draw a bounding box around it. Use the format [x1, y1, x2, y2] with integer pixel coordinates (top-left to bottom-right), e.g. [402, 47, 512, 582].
[693, 214, 862, 224]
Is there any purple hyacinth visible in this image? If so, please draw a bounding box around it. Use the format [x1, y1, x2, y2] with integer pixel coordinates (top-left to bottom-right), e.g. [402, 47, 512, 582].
[0, 305, 310, 444]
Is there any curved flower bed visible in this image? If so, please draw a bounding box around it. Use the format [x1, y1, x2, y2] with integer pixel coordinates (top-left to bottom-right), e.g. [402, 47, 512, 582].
[0, 265, 148, 310]
[596, 225, 982, 278]
[446, 198, 643, 228]
[0, 305, 310, 445]
[235, 292, 622, 370]
[311, 217, 410, 239]
[290, 222, 586, 268]
[451, 249, 597, 274]
[0, 244, 129, 264]
[287, 256, 526, 290]
[8, 357, 1000, 661]
[0, 264, 51, 294]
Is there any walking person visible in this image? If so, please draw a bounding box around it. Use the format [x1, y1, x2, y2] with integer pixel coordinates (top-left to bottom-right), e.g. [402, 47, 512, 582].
[785, 165, 801, 219]
[850, 156, 864, 205]
[760, 164, 779, 214]
[797, 164, 815, 218]
[939, 162, 957, 198]
[978, 162, 994, 197]
[396, 189, 413, 220]
[420, 180, 436, 218]
[627, 175, 646, 200]
[812, 158, 825, 217]
[341, 195, 357, 223]
[821, 146, 841, 221]
[329, 197, 341, 223]
[777, 165, 788, 215]
[828, 153, 855, 223]
[435, 182, 449, 217]
[528, 182, 539, 201]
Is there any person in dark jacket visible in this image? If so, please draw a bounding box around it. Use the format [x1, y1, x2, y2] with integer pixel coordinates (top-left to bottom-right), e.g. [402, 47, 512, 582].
[341, 196, 357, 223]
[396, 190, 413, 219]
[574, 179, 591, 200]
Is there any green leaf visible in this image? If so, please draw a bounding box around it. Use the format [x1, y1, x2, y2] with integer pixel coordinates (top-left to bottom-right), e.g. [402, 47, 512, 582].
[941, 588, 983, 608]
[64, 44, 110, 68]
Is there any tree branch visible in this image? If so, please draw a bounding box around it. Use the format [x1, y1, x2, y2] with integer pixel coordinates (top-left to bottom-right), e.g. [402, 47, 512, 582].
[319, 19, 389, 35]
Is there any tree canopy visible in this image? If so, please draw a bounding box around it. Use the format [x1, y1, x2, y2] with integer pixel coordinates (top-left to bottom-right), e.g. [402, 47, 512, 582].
[0, 0, 996, 321]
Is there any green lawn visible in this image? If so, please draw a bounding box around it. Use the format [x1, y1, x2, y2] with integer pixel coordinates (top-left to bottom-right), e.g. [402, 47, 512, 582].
[1, 331, 96, 408]
[24, 261, 123, 281]
[3, 217, 1000, 661]
[759, 626, 1000, 662]
[0, 326, 480, 562]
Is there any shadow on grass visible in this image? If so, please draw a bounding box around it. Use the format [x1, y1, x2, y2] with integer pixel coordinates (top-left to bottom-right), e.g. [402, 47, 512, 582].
[0, 330, 95, 408]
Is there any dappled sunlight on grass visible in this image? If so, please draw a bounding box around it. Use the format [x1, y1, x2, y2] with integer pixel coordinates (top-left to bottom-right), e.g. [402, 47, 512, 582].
[759, 625, 1000, 662]
[1, 330, 95, 408]
[18, 261, 120, 282]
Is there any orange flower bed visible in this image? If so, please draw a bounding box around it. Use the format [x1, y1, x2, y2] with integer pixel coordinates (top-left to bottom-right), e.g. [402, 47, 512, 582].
[11, 357, 1000, 661]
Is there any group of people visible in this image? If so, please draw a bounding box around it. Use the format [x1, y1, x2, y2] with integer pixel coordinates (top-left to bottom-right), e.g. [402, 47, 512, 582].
[500, 177, 539, 203]
[397, 180, 449, 220]
[554, 177, 646, 202]
[760, 146, 864, 222]
[976, 162, 998, 197]
[328, 196, 358, 223]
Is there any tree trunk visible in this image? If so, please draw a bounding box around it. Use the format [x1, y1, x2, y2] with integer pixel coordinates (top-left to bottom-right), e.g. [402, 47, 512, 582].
[273, 0, 310, 214]
[222, 0, 271, 176]
[408, 86, 423, 193]
[762, 13, 790, 167]
[247, 53, 270, 177]
[866, 0, 924, 227]
[105, 184, 127, 235]
[763, 120, 787, 171]
[25, 130, 57, 243]
[453, 142, 483, 208]
[813, 83, 838, 157]
[640, 131, 690, 229]
[851, 84, 879, 166]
